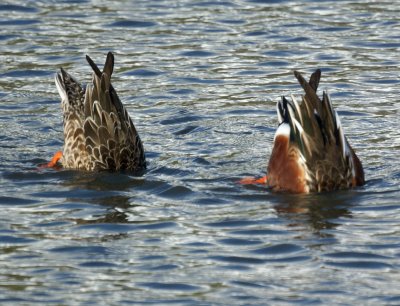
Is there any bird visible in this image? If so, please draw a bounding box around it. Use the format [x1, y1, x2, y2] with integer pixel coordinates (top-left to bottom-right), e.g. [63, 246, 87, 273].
[240, 69, 364, 193]
[45, 52, 146, 172]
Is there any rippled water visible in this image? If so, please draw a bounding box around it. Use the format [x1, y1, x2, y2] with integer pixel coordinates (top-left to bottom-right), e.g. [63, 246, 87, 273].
[1, 0, 400, 304]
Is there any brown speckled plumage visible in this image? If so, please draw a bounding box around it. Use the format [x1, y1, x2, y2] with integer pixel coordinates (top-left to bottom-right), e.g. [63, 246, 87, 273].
[55, 52, 146, 171]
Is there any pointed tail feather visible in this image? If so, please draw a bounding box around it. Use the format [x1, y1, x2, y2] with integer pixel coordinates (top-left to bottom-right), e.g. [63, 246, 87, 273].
[86, 52, 127, 121]
[308, 69, 321, 92]
[293, 70, 322, 114]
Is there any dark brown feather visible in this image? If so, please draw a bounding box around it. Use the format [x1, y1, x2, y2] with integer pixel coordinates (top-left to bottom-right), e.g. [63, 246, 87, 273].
[271, 69, 364, 193]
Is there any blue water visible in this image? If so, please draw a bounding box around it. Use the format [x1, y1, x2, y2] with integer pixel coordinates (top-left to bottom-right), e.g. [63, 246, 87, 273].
[0, 0, 400, 304]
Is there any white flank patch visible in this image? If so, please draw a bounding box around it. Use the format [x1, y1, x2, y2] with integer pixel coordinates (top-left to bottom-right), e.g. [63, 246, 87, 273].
[274, 122, 290, 141]
[350, 154, 356, 177]
[287, 103, 296, 126]
[298, 151, 306, 163]
[326, 91, 334, 114]
[54, 73, 67, 102]
[296, 150, 311, 193]
[335, 111, 348, 158]
[293, 118, 304, 135]
[291, 94, 303, 125]
[276, 101, 283, 124]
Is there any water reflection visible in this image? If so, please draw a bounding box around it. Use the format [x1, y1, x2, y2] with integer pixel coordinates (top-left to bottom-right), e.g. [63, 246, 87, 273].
[60, 172, 139, 224]
[273, 192, 353, 233]
[74, 209, 129, 225]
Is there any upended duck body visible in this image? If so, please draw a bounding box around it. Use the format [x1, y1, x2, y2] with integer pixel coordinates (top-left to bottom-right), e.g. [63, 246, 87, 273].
[47, 52, 146, 172]
[241, 69, 365, 193]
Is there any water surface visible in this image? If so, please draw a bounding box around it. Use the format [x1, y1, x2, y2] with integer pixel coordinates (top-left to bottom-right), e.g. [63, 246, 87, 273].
[0, 0, 400, 305]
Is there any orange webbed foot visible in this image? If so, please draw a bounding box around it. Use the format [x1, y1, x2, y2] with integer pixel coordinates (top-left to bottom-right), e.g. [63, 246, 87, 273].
[39, 151, 63, 169]
[239, 175, 267, 185]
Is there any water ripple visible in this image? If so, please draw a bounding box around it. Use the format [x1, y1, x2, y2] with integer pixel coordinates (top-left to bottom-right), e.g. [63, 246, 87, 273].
[0, 4, 39, 13]
[108, 20, 158, 28]
[0, 0, 399, 304]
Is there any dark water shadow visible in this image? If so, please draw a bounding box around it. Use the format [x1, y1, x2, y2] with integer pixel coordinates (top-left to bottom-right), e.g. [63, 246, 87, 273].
[271, 190, 357, 235]
[61, 171, 145, 223]
[20, 168, 148, 227]
[235, 178, 355, 235]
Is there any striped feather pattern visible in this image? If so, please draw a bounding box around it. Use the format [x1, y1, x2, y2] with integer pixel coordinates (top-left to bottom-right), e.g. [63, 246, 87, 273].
[55, 52, 146, 171]
[268, 69, 364, 192]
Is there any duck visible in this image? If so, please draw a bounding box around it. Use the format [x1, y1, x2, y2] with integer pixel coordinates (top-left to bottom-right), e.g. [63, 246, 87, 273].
[241, 69, 364, 193]
[45, 52, 146, 171]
